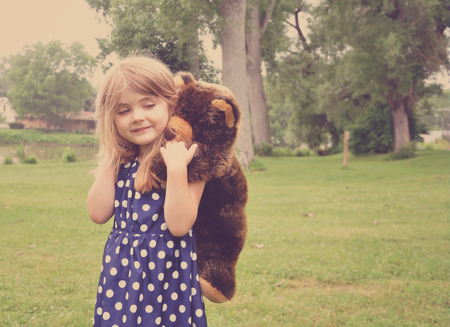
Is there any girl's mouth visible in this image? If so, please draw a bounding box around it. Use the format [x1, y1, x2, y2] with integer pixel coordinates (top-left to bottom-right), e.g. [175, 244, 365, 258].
[132, 126, 151, 133]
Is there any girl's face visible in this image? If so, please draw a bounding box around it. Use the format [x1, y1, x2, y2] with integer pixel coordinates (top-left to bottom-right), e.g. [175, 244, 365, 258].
[113, 87, 171, 153]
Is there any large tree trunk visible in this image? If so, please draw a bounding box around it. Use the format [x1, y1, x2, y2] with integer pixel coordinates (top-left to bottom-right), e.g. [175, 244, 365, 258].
[389, 94, 411, 152]
[220, 0, 254, 167]
[246, 1, 273, 147]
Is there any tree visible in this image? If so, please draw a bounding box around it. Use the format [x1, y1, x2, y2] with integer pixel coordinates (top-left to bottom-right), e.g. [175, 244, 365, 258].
[220, 0, 255, 166]
[246, 0, 276, 146]
[312, 0, 449, 152]
[1, 41, 95, 129]
[87, 0, 219, 81]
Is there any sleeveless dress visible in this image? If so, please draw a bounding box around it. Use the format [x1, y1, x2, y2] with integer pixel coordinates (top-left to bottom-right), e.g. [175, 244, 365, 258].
[93, 159, 207, 326]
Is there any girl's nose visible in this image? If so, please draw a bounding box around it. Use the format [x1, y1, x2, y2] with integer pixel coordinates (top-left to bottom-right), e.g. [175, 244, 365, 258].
[132, 108, 145, 121]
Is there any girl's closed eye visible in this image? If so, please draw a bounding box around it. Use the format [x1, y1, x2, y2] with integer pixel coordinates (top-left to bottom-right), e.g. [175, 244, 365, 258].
[117, 106, 130, 115]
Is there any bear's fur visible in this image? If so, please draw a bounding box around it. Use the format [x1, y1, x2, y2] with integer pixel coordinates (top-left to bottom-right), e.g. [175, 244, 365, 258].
[150, 72, 248, 303]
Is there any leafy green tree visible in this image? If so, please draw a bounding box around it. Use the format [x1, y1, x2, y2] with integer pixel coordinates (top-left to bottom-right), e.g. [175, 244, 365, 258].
[1, 41, 95, 129]
[310, 0, 449, 152]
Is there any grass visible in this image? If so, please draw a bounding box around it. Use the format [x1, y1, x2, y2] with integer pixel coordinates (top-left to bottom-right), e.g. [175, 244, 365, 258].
[0, 129, 96, 145]
[0, 150, 449, 326]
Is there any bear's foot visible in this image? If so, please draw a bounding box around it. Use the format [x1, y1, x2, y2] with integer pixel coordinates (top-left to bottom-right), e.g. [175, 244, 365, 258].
[200, 277, 228, 303]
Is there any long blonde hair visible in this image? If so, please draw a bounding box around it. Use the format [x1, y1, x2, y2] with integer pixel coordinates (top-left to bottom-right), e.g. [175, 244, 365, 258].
[94, 56, 177, 193]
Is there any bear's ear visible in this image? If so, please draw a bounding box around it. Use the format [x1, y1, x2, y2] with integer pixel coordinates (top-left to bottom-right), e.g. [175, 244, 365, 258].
[212, 99, 235, 128]
[174, 72, 195, 89]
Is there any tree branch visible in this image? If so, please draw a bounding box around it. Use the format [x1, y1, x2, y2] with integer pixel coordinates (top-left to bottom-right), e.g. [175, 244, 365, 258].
[260, 0, 277, 38]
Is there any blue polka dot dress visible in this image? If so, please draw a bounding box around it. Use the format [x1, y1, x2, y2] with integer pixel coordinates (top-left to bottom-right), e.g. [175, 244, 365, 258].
[93, 159, 207, 326]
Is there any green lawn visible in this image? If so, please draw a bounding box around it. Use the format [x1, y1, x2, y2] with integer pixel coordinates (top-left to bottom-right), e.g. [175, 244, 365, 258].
[0, 150, 449, 326]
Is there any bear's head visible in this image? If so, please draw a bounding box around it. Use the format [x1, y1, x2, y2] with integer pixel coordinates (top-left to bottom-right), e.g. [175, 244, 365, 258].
[152, 72, 241, 183]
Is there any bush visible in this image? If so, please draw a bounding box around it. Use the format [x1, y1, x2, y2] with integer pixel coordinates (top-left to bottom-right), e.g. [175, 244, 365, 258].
[62, 147, 78, 162]
[388, 142, 417, 160]
[294, 148, 312, 157]
[249, 159, 266, 171]
[3, 157, 13, 165]
[254, 142, 273, 157]
[23, 155, 38, 164]
[9, 122, 25, 129]
[349, 106, 394, 155]
[272, 147, 293, 157]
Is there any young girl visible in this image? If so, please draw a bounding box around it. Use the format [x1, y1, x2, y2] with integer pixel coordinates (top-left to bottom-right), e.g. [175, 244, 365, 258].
[87, 56, 207, 326]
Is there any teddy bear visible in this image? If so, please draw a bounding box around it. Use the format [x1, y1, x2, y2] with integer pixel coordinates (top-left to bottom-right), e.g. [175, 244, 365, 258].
[150, 72, 248, 303]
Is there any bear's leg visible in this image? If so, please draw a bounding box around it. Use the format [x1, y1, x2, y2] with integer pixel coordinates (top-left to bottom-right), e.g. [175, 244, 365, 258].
[199, 278, 228, 303]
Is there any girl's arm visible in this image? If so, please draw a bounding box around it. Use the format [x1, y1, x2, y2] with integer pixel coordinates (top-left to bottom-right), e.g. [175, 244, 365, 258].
[87, 162, 116, 224]
[161, 142, 205, 237]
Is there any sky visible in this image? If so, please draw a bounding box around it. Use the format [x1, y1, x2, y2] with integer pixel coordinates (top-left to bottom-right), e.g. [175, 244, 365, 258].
[0, 0, 447, 88]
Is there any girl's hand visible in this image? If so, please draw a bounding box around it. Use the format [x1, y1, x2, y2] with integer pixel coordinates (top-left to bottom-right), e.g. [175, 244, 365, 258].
[160, 141, 198, 170]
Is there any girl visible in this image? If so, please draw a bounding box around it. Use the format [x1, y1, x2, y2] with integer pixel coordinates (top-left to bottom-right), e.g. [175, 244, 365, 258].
[87, 56, 207, 326]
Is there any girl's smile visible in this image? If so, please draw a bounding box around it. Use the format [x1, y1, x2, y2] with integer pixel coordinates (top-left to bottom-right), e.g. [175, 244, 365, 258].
[113, 87, 171, 152]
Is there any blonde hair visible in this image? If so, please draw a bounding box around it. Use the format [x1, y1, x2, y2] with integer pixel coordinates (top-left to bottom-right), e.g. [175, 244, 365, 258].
[94, 56, 177, 193]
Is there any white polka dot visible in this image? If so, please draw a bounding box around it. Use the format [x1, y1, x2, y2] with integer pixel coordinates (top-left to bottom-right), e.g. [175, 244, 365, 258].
[158, 272, 164, 281]
[171, 292, 178, 301]
[164, 282, 169, 290]
[106, 289, 114, 298]
[161, 223, 168, 231]
[115, 302, 123, 310]
[162, 303, 167, 312]
[140, 224, 148, 232]
[122, 314, 127, 323]
[191, 252, 197, 261]
[121, 221, 126, 229]
[133, 282, 140, 290]
[152, 213, 159, 221]
[149, 262, 155, 270]
[117, 180, 124, 187]
[135, 192, 141, 199]
[115, 246, 120, 254]
[158, 251, 166, 259]
[174, 250, 180, 257]
[155, 317, 161, 325]
[124, 162, 131, 168]
[134, 261, 140, 269]
[139, 294, 144, 302]
[142, 204, 150, 211]
[145, 305, 153, 313]
[114, 200, 119, 208]
[130, 304, 137, 313]
[148, 283, 155, 291]
[157, 295, 163, 303]
[105, 255, 111, 263]
[97, 307, 103, 315]
[181, 261, 188, 269]
[130, 248, 134, 255]
[132, 212, 138, 221]
[149, 240, 157, 248]
[103, 311, 110, 320]
[170, 314, 176, 322]
[122, 238, 129, 245]
[122, 200, 127, 207]
[166, 240, 174, 248]
[179, 305, 186, 313]
[125, 180, 130, 187]
[128, 190, 133, 198]
[180, 283, 187, 291]
[110, 268, 117, 276]
[119, 280, 126, 288]
[152, 193, 160, 200]
[172, 271, 179, 279]
[181, 241, 187, 248]
[196, 309, 203, 317]
[166, 261, 172, 269]
[121, 258, 129, 266]
[133, 240, 139, 247]
[192, 287, 197, 296]
[137, 316, 142, 324]
[141, 249, 148, 257]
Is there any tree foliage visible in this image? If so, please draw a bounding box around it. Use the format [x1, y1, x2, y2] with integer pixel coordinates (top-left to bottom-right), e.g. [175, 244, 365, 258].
[1, 41, 95, 129]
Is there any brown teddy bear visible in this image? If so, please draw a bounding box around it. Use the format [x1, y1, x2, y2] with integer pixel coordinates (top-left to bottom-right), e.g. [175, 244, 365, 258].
[150, 72, 248, 303]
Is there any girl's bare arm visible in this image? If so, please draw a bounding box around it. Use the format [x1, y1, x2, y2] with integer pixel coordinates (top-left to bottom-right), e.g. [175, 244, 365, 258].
[161, 142, 205, 237]
[87, 163, 116, 224]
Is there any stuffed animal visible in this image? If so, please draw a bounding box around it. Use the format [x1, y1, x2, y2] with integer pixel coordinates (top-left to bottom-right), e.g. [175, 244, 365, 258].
[150, 72, 248, 303]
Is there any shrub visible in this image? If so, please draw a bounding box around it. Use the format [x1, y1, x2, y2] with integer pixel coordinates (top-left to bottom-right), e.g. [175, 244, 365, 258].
[294, 148, 312, 157]
[3, 157, 13, 165]
[388, 142, 417, 160]
[9, 122, 25, 129]
[254, 142, 273, 157]
[23, 155, 38, 164]
[272, 147, 293, 157]
[62, 147, 78, 163]
[249, 159, 266, 171]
